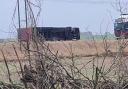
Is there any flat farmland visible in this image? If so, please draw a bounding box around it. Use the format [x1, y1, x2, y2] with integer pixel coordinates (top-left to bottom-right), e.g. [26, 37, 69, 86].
[0, 56, 128, 83]
[0, 40, 128, 83]
[0, 40, 127, 61]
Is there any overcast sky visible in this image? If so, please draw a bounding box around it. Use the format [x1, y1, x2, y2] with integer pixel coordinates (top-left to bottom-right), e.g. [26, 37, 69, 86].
[0, 0, 127, 39]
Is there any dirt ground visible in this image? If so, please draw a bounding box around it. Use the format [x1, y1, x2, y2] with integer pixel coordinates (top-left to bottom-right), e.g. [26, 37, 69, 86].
[0, 40, 128, 61]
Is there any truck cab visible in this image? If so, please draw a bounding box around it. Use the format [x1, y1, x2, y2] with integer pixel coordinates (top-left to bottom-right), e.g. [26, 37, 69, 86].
[114, 14, 128, 39]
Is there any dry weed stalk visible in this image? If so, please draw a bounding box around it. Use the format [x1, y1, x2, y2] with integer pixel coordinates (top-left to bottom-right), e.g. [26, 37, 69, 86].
[0, 49, 13, 85]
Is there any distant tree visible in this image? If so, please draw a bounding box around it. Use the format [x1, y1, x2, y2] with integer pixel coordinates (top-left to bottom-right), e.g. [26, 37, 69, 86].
[104, 32, 112, 36]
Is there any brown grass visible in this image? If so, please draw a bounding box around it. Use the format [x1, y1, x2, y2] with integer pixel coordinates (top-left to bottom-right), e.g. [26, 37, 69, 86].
[0, 39, 128, 89]
[0, 40, 127, 61]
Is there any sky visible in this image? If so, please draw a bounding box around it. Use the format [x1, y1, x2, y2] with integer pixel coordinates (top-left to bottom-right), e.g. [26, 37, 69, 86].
[0, 0, 127, 39]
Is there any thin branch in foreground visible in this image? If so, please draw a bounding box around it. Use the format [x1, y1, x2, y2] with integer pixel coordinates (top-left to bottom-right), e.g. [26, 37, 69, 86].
[0, 49, 13, 84]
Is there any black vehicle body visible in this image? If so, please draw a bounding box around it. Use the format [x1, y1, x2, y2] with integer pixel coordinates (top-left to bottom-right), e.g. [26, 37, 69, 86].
[18, 27, 80, 41]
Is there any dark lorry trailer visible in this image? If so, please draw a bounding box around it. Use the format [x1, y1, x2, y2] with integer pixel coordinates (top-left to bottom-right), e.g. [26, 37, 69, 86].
[17, 27, 80, 42]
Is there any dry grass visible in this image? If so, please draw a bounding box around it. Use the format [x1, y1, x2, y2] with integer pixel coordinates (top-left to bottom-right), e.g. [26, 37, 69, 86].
[0, 40, 126, 61]
[1, 39, 128, 89]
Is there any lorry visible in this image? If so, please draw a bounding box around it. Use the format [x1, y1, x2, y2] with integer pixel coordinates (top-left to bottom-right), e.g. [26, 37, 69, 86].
[114, 14, 128, 39]
[18, 27, 80, 41]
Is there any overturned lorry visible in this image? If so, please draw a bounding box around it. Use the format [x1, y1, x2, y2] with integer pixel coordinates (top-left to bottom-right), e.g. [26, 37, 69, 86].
[17, 27, 80, 41]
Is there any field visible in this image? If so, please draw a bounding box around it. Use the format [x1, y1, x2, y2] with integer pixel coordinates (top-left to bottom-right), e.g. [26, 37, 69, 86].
[0, 40, 128, 88]
[0, 40, 127, 61]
